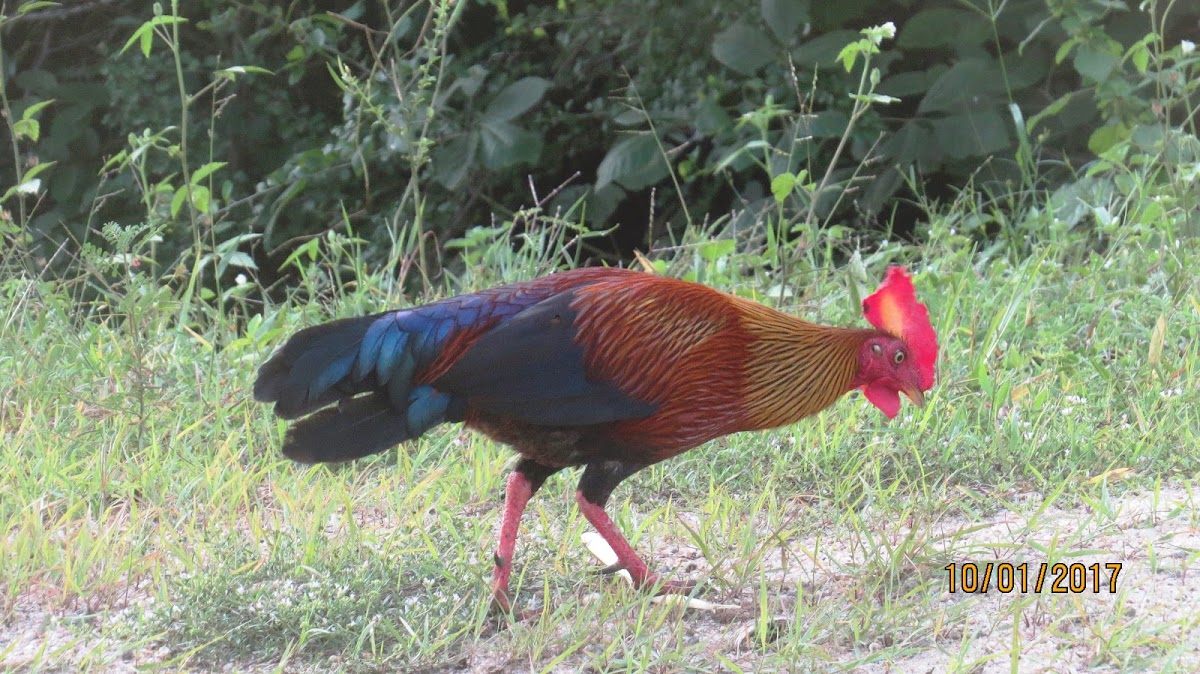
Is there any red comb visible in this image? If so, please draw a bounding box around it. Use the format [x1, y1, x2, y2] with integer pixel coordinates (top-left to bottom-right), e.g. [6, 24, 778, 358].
[861, 267, 938, 390]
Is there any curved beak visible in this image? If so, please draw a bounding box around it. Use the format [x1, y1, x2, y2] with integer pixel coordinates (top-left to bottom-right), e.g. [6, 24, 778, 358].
[901, 383, 926, 409]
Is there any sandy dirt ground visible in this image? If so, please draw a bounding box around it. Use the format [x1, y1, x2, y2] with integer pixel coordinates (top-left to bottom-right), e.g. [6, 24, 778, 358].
[4, 484, 1198, 673]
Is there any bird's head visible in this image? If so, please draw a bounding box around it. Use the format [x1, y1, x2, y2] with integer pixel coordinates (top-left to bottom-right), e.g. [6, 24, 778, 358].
[854, 267, 938, 419]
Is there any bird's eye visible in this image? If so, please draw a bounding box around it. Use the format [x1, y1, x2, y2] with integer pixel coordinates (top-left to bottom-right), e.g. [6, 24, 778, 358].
[871, 344, 883, 356]
[894, 350, 906, 364]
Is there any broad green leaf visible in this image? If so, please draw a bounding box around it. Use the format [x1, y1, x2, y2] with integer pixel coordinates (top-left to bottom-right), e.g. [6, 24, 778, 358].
[801, 109, 850, 139]
[761, 0, 807, 43]
[918, 59, 1005, 114]
[1130, 45, 1150, 74]
[479, 120, 541, 169]
[190, 185, 211, 213]
[898, 8, 988, 48]
[1131, 124, 1162, 150]
[859, 165, 905, 215]
[1001, 45, 1052, 89]
[1088, 123, 1129, 155]
[878, 66, 947, 98]
[171, 186, 188, 217]
[432, 133, 478, 189]
[596, 134, 669, 190]
[836, 39, 870, 71]
[698, 239, 736, 261]
[791, 30, 859, 67]
[1074, 44, 1118, 81]
[712, 23, 775, 75]
[484, 77, 550, 122]
[21, 99, 55, 121]
[694, 98, 732, 135]
[222, 251, 258, 271]
[12, 118, 40, 142]
[190, 162, 227, 185]
[881, 120, 935, 166]
[771, 172, 796, 203]
[937, 110, 1011, 160]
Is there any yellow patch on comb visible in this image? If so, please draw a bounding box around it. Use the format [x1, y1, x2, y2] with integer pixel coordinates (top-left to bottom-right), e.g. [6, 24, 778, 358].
[874, 289, 906, 339]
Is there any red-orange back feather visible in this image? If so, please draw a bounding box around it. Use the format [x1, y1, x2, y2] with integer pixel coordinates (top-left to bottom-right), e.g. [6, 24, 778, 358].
[565, 273, 871, 460]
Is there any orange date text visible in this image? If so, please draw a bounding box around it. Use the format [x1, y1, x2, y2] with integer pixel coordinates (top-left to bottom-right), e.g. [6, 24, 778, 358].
[944, 562, 1122, 594]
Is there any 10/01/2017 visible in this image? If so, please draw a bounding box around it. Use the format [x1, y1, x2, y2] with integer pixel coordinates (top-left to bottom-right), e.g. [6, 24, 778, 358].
[944, 562, 1122, 594]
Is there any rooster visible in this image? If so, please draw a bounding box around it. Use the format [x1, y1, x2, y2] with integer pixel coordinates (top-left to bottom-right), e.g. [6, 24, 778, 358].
[254, 266, 937, 611]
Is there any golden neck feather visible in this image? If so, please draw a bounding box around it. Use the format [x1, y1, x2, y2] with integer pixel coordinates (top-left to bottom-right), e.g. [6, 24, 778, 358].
[734, 299, 873, 431]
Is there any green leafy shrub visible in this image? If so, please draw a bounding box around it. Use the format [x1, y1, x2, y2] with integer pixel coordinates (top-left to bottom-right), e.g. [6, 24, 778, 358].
[2, 0, 1198, 295]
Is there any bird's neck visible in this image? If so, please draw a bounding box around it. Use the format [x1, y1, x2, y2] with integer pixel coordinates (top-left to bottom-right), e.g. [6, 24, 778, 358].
[736, 300, 874, 430]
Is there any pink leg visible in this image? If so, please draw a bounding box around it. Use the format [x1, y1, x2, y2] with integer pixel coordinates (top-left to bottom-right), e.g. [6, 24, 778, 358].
[490, 461, 558, 613]
[575, 489, 695, 594]
[491, 472, 533, 611]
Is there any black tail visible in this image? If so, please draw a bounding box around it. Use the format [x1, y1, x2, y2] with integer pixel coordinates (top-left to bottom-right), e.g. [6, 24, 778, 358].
[272, 393, 413, 463]
[253, 313, 455, 463]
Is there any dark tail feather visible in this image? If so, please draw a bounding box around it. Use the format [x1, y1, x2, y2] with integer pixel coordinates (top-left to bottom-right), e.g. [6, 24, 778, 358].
[254, 315, 379, 419]
[255, 313, 461, 463]
[280, 393, 413, 463]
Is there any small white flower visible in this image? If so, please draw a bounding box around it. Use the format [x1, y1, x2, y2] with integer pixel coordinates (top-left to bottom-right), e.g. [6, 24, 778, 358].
[236, 273, 248, 286]
[1182, 40, 1196, 54]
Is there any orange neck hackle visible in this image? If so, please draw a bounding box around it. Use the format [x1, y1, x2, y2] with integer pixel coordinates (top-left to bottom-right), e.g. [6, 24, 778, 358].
[735, 298, 874, 431]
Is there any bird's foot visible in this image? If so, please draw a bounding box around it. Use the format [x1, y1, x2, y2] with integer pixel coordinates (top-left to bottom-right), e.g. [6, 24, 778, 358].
[639, 574, 697, 596]
[595, 561, 625, 575]
[604, 562, 698, 596]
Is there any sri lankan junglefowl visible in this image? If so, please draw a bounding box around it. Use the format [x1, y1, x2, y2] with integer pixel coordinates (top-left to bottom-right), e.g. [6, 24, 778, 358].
[254, 266, 938, 611]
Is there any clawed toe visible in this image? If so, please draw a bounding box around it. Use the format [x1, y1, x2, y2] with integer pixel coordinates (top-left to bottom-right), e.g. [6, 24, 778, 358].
[595, 562, 625, 575]
[652, 578, 697, 595]
[636, 574, 697, 596]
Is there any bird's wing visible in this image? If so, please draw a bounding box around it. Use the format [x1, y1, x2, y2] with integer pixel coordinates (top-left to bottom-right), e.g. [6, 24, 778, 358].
[433, 289, 658, 426]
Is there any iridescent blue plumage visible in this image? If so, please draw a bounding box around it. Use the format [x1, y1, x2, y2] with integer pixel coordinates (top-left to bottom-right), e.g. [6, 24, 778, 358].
[253, 269, 656, 463]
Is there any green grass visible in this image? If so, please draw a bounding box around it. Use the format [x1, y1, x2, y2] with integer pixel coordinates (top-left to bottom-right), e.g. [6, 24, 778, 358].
[2, 219, 1199, 672]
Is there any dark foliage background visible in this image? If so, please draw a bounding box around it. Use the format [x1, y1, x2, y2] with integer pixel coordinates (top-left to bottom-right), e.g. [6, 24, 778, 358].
[2, 0, 1197, 290]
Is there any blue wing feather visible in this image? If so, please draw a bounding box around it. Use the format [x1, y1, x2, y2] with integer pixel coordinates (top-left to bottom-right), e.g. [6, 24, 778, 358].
[434, 290, 656, 426]
[354, 318, 391, 381]
[374, 322, 408, 384]
[253, 268, 652, 462]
